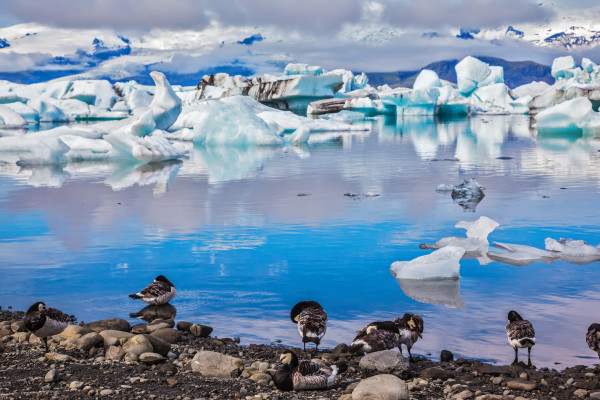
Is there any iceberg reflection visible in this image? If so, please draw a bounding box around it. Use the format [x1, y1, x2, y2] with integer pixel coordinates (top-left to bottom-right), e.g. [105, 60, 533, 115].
[395, 278, 465, 308]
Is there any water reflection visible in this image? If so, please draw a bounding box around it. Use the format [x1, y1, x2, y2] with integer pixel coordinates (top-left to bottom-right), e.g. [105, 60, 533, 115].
[395, 278, 465, 308]
[105, 159, 182, 194]
[130, 304, 177, 323]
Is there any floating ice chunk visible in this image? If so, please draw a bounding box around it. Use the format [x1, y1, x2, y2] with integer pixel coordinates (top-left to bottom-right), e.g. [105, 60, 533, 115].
[413, 69, 442, 90]
[104, 129, 185, 163]
[3, 102, 39, 122]
[114, 81, 154, 110]
[420, 216, 499, 253]
[27, 98, 71, 122]
[470, 83, 514, 115]
[487, 241, 558, 266]
[551, 56, 577, 80]
[436, 183, 454, 192]
[63, 80, 118, 109]
[284, 63, 323, 76]
[258, 109, 365, 133]
[390, 246, 465, 280]
[478, 66, 504, 87]
[147, 71, 182, 131]
[319, 110, 366, 123]
[285, 126, 310, 145]
[582, 57, 597, 73]
[455, 56, 491, 95]
[13, 80, 71, 102]
[512, 81, 550, 99]
[221, 95, 276, 114]
[0, 104, 27, 127]
[0, 129, 72, 164]
[192, 101, 281, 146]
[395, 278, 465, 308]
[451, 178, 486, 211]
[455, 215, 498, 240]
[545, 238, 600, 257]
[534, 97, 600, 132]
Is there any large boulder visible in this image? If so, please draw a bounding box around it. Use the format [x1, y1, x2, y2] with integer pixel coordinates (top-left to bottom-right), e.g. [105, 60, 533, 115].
[191, 351, 243, 379]
[352, 374, 409, 400]
[359, 350, 410, 376]
[121, 335, 154, 356]
[57, 324, 94, 339]
[85, 318, 131, 332]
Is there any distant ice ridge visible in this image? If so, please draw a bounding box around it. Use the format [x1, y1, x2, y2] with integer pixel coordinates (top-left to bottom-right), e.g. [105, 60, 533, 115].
[0, 71, 186, 164]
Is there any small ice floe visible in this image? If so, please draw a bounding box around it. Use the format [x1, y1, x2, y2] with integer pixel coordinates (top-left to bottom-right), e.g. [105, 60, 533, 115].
[343, 192, 380, 200]
[487, 242, 558, 266]
[544, 238, 600, 264]
[394, 278, 465, 308]
[436, 178, 486, 211]
[419, 216, 499, 257]
[390, 246, 466, 280]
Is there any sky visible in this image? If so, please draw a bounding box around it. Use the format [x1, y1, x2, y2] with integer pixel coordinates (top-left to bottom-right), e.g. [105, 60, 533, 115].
[0, 0, 600, 76]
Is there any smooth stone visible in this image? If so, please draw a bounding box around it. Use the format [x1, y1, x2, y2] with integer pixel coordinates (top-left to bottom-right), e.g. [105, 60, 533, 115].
[151, 328, 182, 344]
[44, 369, 60, 383]
[419, 367, 455, 381]
[104, 337, 119, 347]
[69, 381, 84, 390]
[473, 362, 513, 376]
[191, 350, 243, 379]
[150, 318, 175, 328]
[359, 350, 410, 376]
[176, 321, 193, 332]
[99, 330, 134, 342]
[440, 350, 454, 362]
[352, 374, 409, 400]
[45, 352, 74, 362]
[589, 392, 600, 399]
[124, 352, 139, 362]
[0, 328, 11, 338]
[122, 335, 154, 356]
[77, 332, 103, 351]
[452, 390, 473, 399]
[249, 373, 271, 383]
[99, 389, 114, 396]
[11, 321, 26, 333]
[13, 332, 30, 343]
[105, 346, 125, 361]
[474, 395, 504, 400]
[85, 318, 131, 332]
[506, 379, 537, 391]
[58, 325, 93, 339]
[139, 352, 166, 364]
[131, 323, 149, 334]
[575, 380, 600, 390]
[189, 324, 213, 338]
[142, 334, 170, 356]
[574, 389, 589, 398]
[146, 322, 170, 333]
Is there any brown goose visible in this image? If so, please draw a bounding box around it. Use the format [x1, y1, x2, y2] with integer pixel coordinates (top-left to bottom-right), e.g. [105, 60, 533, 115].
[24, 302, 76, 352]
[586, 323, 600, 359]
[394, 313, 424, 362]
[505, 310, 535, 366]
[129, 275, 176, 305]
[273, 350, 343, 391]
[290, 301, 327, 352]
[348, 320, 400, 354]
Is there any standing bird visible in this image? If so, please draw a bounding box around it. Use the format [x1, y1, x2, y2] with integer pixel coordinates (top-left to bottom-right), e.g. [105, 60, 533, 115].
[586, 323, 600, 359]
[273, 350, 343, 391]
[129, 275, 176, 305]
[394, 313, 424, 362]
[290, 301, 327, 352]
[24, 302, 76, 352]
[349, 321, 400, 354]
[505, 310, 535, 366]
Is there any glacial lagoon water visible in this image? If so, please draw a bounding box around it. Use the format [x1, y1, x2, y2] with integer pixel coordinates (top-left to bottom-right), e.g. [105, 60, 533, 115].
[1, 114, 600, 368]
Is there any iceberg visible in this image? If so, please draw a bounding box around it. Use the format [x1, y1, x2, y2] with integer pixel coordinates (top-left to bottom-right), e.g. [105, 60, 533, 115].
[419, 216, 499, 254]
[487, 242, 558, 266]
[390, 246, 466, 280]
[0, 104, 27, 127]
[534, 97, 600, 133]
[455, 56, 494, 96]
[545, 238, 600, 257]
[395, 278, 465, 308]
[551, 56, 577, 80]
[413, 69, 442, 90]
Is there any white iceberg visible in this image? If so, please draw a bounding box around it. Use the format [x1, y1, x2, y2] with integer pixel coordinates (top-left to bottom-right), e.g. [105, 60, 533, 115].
[487, 241, 558, 266]
[419, 216, 499, 253]
[534, 97, 600, 133]
[0, 104, 27, 127]
[390, 246, 466, 280]
[551, 56, 577, 80]
[545, 238, 600, 257]
[455, 56, 494, 96]
[413, 69, 442, 90]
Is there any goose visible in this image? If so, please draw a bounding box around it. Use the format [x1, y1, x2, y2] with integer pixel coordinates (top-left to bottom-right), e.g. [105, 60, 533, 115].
[290, 301, 327, 352]
[273, 350, 343, 391]
[586, 323, 600, 359]
[129, 275, 176, 305]
[394, 313, 424, 362]
[506, 310, 535, 366]
[24, 302, 76, 352]
[348, 321, 400, 354]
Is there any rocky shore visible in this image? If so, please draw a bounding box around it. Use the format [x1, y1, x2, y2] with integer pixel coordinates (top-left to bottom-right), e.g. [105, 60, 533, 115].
[1, 307, 599, 400]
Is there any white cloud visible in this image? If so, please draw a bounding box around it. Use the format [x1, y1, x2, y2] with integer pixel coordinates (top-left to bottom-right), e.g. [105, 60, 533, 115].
[0, 51, 54, 72]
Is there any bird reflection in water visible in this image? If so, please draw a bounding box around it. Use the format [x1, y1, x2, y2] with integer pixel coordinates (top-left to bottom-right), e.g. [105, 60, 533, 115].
[129, 303, 177, 324]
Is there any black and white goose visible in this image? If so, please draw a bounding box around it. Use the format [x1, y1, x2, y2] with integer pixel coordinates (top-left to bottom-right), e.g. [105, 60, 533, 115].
[273, 350, 343, 391]
[290, 301, 327, 352]
[506, 310, 535, 366]
[586, 323, 600, 359]
[24, 302, 76, 352]
[394, 313, 424, 362]
[348, 321, 400, 354]
[129, 275, 176, 305]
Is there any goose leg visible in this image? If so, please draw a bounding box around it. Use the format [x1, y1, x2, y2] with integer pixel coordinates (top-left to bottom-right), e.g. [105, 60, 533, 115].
[44, 337, 49, 352]
[527, 347, 532, 367]
[512, 347, 518, 365]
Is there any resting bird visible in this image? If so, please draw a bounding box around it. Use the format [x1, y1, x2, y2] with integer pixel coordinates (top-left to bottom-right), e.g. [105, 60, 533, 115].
[349, 321, 400, 354]
[129, 275, 176, 305]
[24, 302, 76, 352]
[395, 313, 424, 362]
[506, 310, 535, 366]
[586, 323, 600, 359]
[273, 350, 343, 391]
[290, 301, 327, 352]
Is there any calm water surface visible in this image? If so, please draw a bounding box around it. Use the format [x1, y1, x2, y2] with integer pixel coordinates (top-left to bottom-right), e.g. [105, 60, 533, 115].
[1, 114, 600, 368]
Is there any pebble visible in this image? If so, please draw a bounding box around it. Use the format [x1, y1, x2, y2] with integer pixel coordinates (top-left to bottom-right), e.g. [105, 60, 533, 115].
[44, 369, 60, 383]
[99, 389, 114, 396]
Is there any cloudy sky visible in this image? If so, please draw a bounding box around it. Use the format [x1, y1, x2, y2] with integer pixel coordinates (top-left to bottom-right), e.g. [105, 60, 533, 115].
[0, 0, 599, 75]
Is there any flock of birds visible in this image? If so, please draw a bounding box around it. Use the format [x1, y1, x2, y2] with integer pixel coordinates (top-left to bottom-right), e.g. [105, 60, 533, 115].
[19, 275, 600, 392]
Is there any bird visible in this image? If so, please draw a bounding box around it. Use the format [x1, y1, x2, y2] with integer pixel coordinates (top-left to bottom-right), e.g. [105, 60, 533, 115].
[394, 313, 424, 362]
[348, 320, 400, 354]
[505, 310, 535, 366]
[24, 302, 76, 352]
[273, 350, 344, 391]
[129, 275, 176, 305]
[290, 301, 327, 352]
[586, 323, 600, 359]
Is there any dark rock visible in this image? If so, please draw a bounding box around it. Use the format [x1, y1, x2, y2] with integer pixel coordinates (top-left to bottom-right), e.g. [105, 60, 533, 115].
[455, 358, 469, 365]
[131, 323, 149, 334]
[440, 350, 454, 362]
[159, 362, 178, 376]
[84, 318, 131, 332]
[142, 334, 170, 357]
[419, 367, 455, 381]
[333, 343, 349, 355]
[151, 328, 182, 344]
[176, 321, 193, 332]
[190, 324, 213, 338]
[473, 362, 513, 376]
[575, 380, 600, 390]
